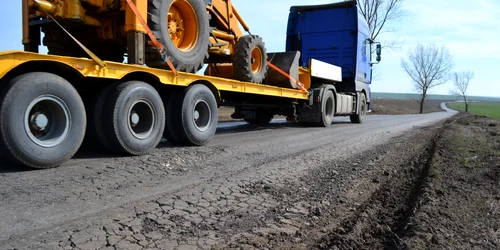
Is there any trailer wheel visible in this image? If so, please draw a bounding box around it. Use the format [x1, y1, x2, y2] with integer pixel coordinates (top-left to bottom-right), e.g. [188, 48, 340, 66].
[162, 89, 184, 145]
[103, 81, 165, 155]
[350, 93, 367, 124]
[319, 90, 335, 127]
[244, 112, 274, 125]
[177, 84, 218, 146]
[147, 0, 210, 73]
[0, 72, 86, 168]
[234, 35, 268, 83]
[84, 83, 119, 152]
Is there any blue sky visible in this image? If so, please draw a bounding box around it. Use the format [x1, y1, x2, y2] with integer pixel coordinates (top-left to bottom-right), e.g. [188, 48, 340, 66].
[1, 0, 498, 97]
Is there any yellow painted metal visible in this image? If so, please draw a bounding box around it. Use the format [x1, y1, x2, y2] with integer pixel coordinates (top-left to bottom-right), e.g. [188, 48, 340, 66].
[207, 0, 244, 40]
[22, 0, 33, 45]
[168, 0, 199, 52]
[251, 47, 263, 73]
[0, 51, 309, 100]
[211, 30, 235, 42]
[298, 67, 312, 90]
[125, 0, 147, 33]
[33, 0, 57, 14]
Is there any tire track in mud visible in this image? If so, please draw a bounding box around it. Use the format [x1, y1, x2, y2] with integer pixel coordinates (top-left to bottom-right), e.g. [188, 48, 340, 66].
[215, 121, 449, 249]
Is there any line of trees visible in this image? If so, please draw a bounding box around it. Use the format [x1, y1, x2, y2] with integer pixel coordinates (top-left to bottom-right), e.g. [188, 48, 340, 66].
[400, 44, 475, 114]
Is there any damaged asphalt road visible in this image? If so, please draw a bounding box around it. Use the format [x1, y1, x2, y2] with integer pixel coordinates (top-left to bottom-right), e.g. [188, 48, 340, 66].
[0, 109, 456, 250]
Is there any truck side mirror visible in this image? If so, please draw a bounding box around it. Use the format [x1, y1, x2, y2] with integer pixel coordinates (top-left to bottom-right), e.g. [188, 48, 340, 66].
[370, 42, 382, 64]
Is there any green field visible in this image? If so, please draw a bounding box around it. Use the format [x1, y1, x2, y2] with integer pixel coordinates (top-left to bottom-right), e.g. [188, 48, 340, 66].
[448, 102, 500, 119]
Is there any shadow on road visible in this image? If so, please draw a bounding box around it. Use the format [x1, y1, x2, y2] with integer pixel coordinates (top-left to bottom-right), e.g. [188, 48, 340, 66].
[0, 119, 354, 173]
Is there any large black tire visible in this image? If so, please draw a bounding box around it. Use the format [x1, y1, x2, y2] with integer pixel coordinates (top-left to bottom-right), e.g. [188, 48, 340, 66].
[233, 35, 268, 83]
[319, 90, 335, 127]
[175, 84, 218, 146]
[102, 81, 165, 155]
[162, 89, 184, 145]
[350, 93, 367, 124]
[0, 72, 86, 168]
[244, 111, 274, 125]
[147, 0, 210, 73]
[84, 83, 119, 152]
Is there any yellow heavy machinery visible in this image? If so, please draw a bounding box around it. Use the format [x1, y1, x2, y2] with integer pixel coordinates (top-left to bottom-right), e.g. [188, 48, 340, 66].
[24, 0, 268, 83]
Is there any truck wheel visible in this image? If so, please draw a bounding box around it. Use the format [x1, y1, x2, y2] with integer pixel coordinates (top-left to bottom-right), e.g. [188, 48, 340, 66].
[103, 81, 165, 155]
[350, 93, 367, 124]
[244, 112, 274, 125]
[0, 72, 86, 168]
[177, 84, 218, 146]
[147, 0, 210, 73]
[319, 90, 335, 127]
[84, 83, 119, 152]
[234, 35, 268, 83]
[162, 89, 184, 145]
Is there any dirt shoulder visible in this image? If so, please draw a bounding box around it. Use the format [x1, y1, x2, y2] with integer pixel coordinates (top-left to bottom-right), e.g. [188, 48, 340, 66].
[312, 114, 500, 250]
[369, 99, 445, 115]
[401, 114, 500, 249]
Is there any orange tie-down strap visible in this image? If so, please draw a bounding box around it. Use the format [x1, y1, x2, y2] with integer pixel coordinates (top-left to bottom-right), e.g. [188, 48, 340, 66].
[125, 0, 178, 76]
[266, 61, 308, 92]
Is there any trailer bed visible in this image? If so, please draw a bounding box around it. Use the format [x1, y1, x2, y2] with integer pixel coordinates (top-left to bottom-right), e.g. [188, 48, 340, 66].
[0, 51, 309, 100]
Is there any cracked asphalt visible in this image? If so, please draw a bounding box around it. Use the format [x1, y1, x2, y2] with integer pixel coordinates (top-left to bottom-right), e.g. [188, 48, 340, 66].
[0, 108, 456, 250]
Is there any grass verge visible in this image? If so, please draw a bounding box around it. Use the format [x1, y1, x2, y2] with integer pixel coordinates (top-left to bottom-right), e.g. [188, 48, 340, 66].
[449, 102, 500, 119]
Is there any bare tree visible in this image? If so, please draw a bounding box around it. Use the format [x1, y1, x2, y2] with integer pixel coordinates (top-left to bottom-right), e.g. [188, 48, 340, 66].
[401, 44, 454, 114]
[452, 71, 474, 112]
[356, 0, 405, 44]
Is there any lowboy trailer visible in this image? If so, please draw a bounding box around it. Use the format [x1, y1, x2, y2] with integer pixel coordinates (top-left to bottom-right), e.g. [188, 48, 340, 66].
[0, 1, 381, 168]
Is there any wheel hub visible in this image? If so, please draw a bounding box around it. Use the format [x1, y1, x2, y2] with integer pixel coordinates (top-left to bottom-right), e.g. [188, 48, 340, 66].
[128, 100, 155, 140]
[167, 1, 198, 52]
[24, 95, 71, 148]
[251, 47, 263, 73]
[30, 112, 49, 131]
[130, 112, 140, 127]
[193, 100, 211, 132]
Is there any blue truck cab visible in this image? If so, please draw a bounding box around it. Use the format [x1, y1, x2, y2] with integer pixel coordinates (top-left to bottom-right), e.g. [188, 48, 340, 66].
[286, 1, 381, 108]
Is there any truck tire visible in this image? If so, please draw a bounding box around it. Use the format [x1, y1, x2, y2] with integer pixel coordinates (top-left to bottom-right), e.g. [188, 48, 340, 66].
[319, 90, 335, 127]
[350, 93, 367, 124]
[84, 83, 119, 152]
[176, 84, 218, 146]
[244, 112, 274, 125]
[102, 81, 165, 155]
[0, 72, 86, 168]
[233, 35, 268, 83]
[147, 0, 210, 73]
[162, 89, 184, 145]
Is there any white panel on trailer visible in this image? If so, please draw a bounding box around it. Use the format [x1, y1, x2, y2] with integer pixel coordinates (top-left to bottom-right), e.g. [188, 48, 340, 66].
[310, 59, 342, 82]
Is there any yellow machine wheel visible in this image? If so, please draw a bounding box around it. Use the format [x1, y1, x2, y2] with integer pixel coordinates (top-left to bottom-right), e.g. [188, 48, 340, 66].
[233, 35, 268, 84]
[146, 0, 210, 73]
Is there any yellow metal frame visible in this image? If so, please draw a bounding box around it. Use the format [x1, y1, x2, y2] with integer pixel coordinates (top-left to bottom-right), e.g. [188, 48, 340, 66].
[125, 0, 147, 33]
[0, 51, 309, 100]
